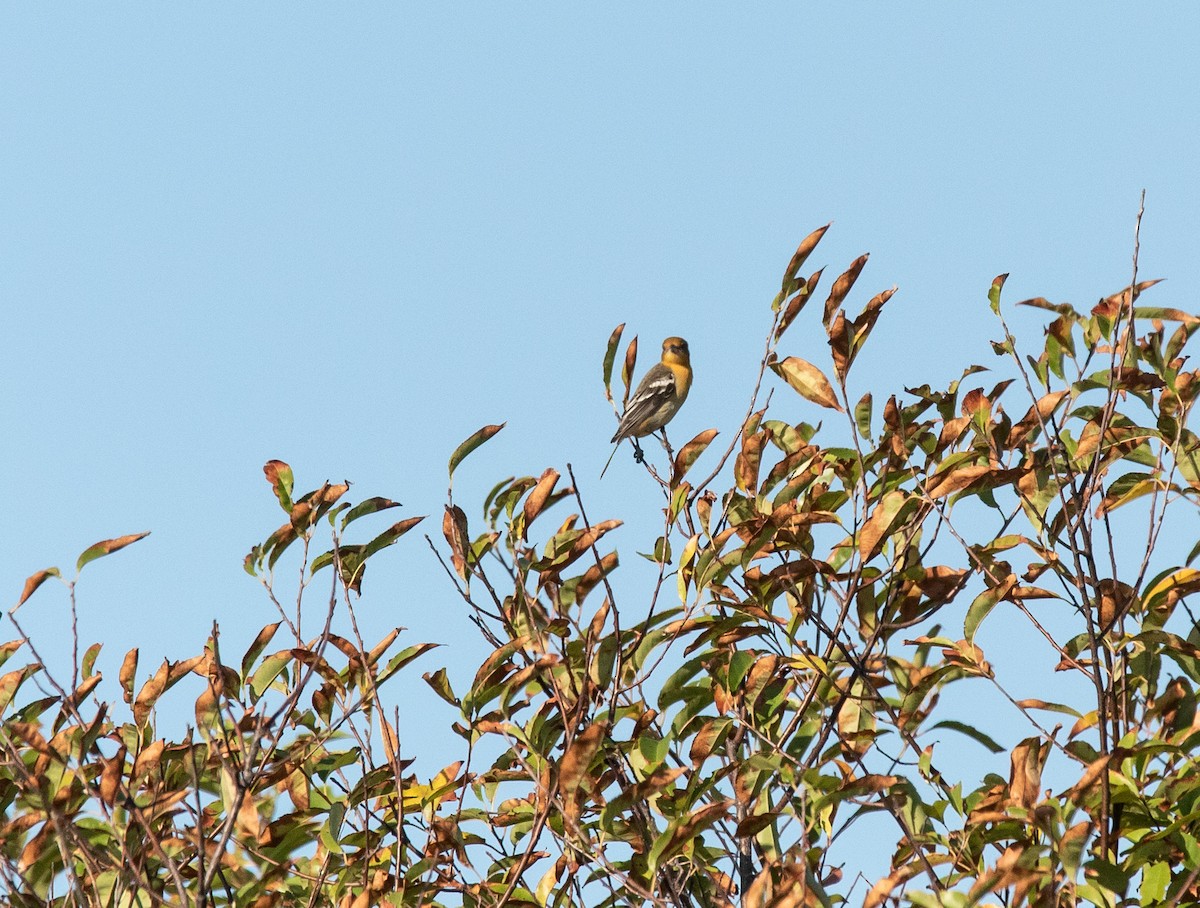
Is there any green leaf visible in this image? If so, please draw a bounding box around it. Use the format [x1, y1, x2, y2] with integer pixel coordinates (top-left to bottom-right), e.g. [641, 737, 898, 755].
[77, 533, 151, 573]
[241, 623, 282, 681]
[602, 323, 625, 399]
[320, 801, 346, 855]
[988, 273, 1008, 315]
[964, 583, 1007, 642]
[854, 392, 873, 440]
[727, 650, 755, 691]
[341, 497, 403, 529]
[82, 643, 102, 680]
[1140, 861, 1170, 903]
[448, 424, 505, 481]
[263, 460, 294, 512]
[378, 642, 441, 686]
[363, 516, 426, 559]
[424, 668, 459, 707]
[249, 651, 292, 700]
[1085, 858, 1129, 897]
[929, 720, 1003, 753]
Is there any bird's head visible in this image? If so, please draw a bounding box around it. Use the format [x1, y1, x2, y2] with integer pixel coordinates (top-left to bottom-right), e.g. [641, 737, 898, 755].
[662, 336, 690, 363]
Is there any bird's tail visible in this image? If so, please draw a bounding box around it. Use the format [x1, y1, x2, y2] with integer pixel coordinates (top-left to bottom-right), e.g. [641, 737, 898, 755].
[599, 442, 620, 479]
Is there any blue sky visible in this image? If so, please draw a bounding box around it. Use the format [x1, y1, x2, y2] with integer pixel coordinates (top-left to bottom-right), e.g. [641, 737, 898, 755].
[4, 3, 1200, 862]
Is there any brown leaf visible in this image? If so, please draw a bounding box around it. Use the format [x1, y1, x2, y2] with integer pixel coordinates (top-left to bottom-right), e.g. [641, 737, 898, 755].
[574, 552, 618, 605]
[671, 429, 719, 488]
[521, 469, 561, 540]
[858, 490, 907, 561]
[380, 713, 400, 765]
[442, 505, 470, 579]
[961, 388, 988, 418]
[735, 429, 769, 494]
[925, 463, 994, 500]
[827, 310, 850, 380]
[734, 811, 779, 840]
[770, 356, 843, 411]
[133, 660, 169, 727]
[1095, 578, 1137, 630]
[99, 745, 126, 807]
[287, 768, 311, 812]
[236, 789, 262, 842]
[560, 720, 608, 825]
[632, 765, 686, 800]
[1064, 755, 1110, 804]
[776, 267, 825, 339]
[824, 253, 869, 325]
[852, 286, 896, 332]
[864, 863, 923, 908]
[1008, 736, 1050, 809]
[263, 460, 293, 511]
[554, 519, 623, 577]
[16, 568, 60, 609]
[132, 739, 165, 780]
[1099, 278, 1164, 309]
[780, 223, 830, 289]
[119, 648, 138, 705]
[926, 464, 1026, 501]
[689, 719, 723, 767]
[655, 800, 731, 865]
[622, 336, 639, 405]
[1007, 390, 1068, 449]
[76, 532, 151, 573]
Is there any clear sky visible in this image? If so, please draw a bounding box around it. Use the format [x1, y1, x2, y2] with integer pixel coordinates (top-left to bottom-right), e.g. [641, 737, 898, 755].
[4, 2, 1199, 857]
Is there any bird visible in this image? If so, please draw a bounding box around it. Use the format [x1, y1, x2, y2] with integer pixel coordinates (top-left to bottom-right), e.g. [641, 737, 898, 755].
[601, 336, 692, 478]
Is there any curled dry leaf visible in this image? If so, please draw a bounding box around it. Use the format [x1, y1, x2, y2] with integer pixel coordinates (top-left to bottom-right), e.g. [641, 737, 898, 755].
[824, 253, 869, 325]
[770, 356, 843, 411]
[522, 468, 561, 539]
[780, 222, 830, 293]
[621, 335, 639, 405]
[1008, 735, 1050, 809]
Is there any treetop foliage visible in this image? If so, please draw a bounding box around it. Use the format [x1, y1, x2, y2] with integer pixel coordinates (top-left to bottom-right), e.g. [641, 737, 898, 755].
[7, 217, 1200, 907]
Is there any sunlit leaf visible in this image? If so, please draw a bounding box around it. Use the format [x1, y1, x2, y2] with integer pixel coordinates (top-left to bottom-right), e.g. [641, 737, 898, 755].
[77, 532, 150, 573]
[988, 272, 1008, 314]
[779, 223, 830, 295]
[263, 460, 294, 512]
[824, 253, 869, 325]
[15, 568, 60, 610]
[770, 355, 843, 411]
[341, 497, 403, 528]
[670, 429, 718, 488]
[448, 424, 505, 481]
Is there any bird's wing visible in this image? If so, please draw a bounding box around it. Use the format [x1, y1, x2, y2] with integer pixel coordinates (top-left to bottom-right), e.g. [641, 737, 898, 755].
[611, 363, 677, 442]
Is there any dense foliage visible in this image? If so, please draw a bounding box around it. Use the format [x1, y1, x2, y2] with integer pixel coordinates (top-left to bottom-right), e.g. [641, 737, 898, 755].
[7, 222, 1200, 906]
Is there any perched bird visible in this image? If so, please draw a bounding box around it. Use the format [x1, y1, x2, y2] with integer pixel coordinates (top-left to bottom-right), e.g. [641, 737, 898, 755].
[601, 336, 692, 478]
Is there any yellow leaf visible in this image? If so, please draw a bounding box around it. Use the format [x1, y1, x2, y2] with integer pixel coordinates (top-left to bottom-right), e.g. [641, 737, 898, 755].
[770, 356, 843, 411]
